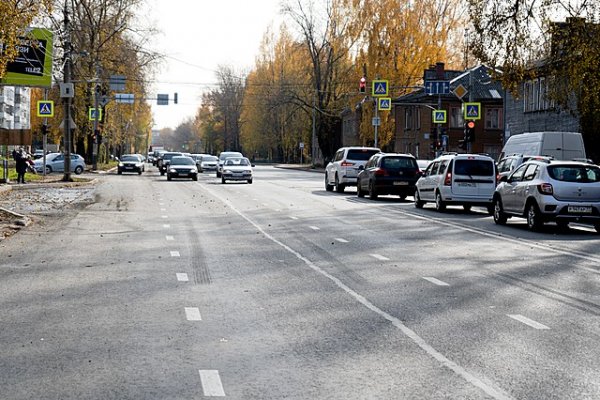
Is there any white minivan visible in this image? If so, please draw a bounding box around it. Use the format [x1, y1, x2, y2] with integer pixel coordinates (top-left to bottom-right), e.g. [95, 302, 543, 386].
[499, 131, 586, 161]
[415, 153, 496, 213]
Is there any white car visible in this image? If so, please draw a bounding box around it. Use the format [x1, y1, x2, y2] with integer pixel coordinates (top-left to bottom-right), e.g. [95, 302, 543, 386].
[216, 151, 243, 177]
[34, 153, 86, 174]
[221, 157, 253, 184]
[325, 146, 381, 192]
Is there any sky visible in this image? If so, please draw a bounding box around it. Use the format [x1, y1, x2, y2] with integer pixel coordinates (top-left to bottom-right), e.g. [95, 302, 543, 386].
[140, 0, 284, 130]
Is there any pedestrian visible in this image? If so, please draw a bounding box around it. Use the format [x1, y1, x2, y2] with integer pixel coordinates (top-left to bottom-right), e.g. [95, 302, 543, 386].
[14, 148, 28, 184]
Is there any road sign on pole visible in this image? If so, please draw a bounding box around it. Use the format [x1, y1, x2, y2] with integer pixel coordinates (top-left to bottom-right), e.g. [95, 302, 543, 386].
[37, 100, 54, 117]
[378, 97, 392, 111]
[372, 80, 389, 97]
[425, 80, 450, 95]
[463, 102, 481, 120]
[432, 110, 447, 124]
[88, 107, 103, 121]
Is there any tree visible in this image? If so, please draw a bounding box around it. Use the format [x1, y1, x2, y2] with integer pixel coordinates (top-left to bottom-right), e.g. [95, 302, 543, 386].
[468, 0, 600, 161]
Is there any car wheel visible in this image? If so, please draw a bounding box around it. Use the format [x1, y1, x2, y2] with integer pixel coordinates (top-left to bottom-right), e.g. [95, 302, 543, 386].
[160, 171, 165, 176]
[192, 174, 198, 181]
[435, 191, 446, 212]
[248, 179, 253, 184]
[74, 165, 83, 175]
[118, 170, 122, 175]
[595, 224, 600, 234]
[45, 166, 52, 174]
[357, 180, 365, 198]
[526, 202, 543, 231]
[556, 220, 569, 231]
[138, 170, 142, 175]
[335, 175, 345, 193]
[368, 181, 378, 200]
[167, 174, 172, 181]
[493, 198, 508, 225]
[325, 174, 333, 191]
[463, 204, 472, 212]
[221, 177, 226, 184]
[414, 189, 424, 209]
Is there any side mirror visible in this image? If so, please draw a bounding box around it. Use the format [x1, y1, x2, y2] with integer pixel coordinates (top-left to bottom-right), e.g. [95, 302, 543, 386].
[358, 165, 365, 171]
[251, 164, 256, 167]
[499, 175, 508, 183]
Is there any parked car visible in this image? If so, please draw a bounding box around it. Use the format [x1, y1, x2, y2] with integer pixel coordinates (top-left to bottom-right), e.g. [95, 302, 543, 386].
[33, 153, 86, 174]
[221, 157, 253, 184]
[493, 159, 600, 232]
[158, 152, 184, 175]
[217, 151, 243, 177]
[33, 149, 45, 159]
[415, 153, 496, 213]
[118, 154, 145, 175]
[496, 154, 553, 181]
[167, 156, 198, 181]
[199, 155, 218, 173]
[325, 146, 381, 193]
[357, 153, 420, 200]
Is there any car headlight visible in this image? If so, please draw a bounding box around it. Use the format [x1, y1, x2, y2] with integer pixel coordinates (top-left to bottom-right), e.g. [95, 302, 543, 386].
[224, 169, 232, 174]
[244, 170, 252, 174]
[191, 168, 197, 173]
[169, 168, 177, 173]
[118, 162, 124, 167]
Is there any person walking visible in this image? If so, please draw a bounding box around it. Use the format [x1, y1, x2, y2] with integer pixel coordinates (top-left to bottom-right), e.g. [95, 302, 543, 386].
[14, 148, 28, 184]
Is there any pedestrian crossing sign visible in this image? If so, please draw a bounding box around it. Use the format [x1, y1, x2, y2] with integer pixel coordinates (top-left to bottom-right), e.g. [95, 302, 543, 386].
[372, 80, 389, 97]
[37, 100, 54, 117]
[88, 107, 103, 121]
[378, 97, 392, 111]
[463, 102, 481, 120]
[432, 110, 447, 124]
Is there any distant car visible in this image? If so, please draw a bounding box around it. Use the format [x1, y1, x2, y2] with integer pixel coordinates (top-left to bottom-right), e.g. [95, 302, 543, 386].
[416, 159, 431, 172]
[357, 153, 420, 200]
[158, 152, 184, 175]
[217, 151, 243, 177]
[33, 149, 45, 159]
[118, 154, 145, 175]
[496, 154, 553, 181]
[493, 159, 600, 232]
[221, 157, 253, 184]
[199, 155, 218, 173]
[33, 153, 86, 174]
[167, 156, 198, 181]
[325, 146, 381, 192]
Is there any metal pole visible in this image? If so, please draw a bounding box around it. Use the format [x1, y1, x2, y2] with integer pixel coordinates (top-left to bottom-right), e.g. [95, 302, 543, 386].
[467, 66, 473, 154]
[311, 91, 316, 167]
[42, 88, 48, 177]
[374, 100, 379, 148]
[92, 63, 100, 170]
[62, 1, 72, 181]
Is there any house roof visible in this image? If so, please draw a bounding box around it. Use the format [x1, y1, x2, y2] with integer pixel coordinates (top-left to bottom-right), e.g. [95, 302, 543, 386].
[393, 65, 504, 104]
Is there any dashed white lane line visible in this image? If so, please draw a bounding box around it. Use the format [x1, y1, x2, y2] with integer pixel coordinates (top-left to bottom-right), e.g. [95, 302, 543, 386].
[507, 314, 550, 330]
[176, 273, 189, 282]
[423, 277, 450, 286]
[160, 208, 167, 211]
[309, 226, 320, 231]
[185, 307, 202, 321]
[163, 224, 170, 229]
[166, 235, 174, 241]
[161, 215, 168, 219]
[198, 370, 225, 397]
[159, 202, 164, 206]
[335, 238, 349, 243]
[371, 254, 390, 261]
[170, 251, 180, 257]
[289, 216, 299, 220]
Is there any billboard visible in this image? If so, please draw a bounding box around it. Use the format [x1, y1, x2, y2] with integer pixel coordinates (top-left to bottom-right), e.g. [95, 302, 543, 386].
[0, 27, 53, 88]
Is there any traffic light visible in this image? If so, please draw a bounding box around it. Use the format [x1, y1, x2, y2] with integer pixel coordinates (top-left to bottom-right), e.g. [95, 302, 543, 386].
[359, 77, 366, 93]
[465, 120, 475, 142]
[458, 139, 467, 150]
[173, 92, 178, 104]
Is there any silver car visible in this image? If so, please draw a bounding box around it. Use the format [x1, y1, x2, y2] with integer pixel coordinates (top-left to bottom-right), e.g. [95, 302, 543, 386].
[493, 159, 600, 232]
[34, 153, 86, 174]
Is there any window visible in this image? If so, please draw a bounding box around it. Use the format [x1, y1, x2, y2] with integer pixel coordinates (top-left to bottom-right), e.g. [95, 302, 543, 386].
[428, 161, 440, 175]
[510, 164, 528, 182]
[485, 107, 502, 129]
[450, 106, 464, 128]
[523, 165, 538, 181]
[404, 108, 412, 130]
[438, 160, 449, 175]
[416, 107, 421, 129]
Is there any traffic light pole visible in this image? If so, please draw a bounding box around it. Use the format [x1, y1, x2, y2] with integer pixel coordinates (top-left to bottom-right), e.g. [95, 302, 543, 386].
[62, 1, 72, 182]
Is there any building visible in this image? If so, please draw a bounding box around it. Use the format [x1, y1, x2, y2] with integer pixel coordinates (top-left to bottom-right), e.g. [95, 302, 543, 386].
[0, 86, 31, 130]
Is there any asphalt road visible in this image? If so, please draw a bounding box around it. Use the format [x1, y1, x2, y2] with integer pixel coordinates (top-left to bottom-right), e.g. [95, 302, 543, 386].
[1, 165, 600, 399]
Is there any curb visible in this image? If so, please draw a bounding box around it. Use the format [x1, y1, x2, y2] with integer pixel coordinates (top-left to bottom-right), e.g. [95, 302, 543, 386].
[274, 164, 325, 174]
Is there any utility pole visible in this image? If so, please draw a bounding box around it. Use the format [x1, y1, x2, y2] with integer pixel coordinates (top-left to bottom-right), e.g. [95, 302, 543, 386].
[92, 63, 100, 170]
[311, 91, 316, 167]
[62, 0, 72, 182]
[42, 88, 48, 177]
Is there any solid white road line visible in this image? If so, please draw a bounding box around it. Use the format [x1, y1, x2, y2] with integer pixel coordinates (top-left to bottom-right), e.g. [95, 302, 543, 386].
[507, 314, 550, 330]
[371, 254, 390, 261]
[176, 273, 189, 282]
[163, 224, 170, 229]
[161, 215, 168, 219]
[170, 251, 180, 257]
[198, 370, 225, 397]
[166, 235, 174, 241]
[309, 226, 320, 231]
[185, 307, 202, 321]
[335, 238, 349, 243]
[159, 202, 165, 206]
[423, 277, 450, 286]
[289, 216, 299, 220]
[199, 183, 514, 400]
[160, 208, 166, 211]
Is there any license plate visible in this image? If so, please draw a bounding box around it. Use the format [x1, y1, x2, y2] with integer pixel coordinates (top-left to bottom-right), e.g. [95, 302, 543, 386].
[568, 205, 592, 213]
[393, 181, 408, 186]
[458, 182, 475, 187]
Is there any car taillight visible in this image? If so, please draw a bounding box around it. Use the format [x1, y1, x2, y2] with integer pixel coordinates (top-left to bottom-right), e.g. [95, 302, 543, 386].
[374, 168, 387, 176]
[444, 171, 452, 185]
[538, 183, 553, 195]
[341, 161, 354, 167]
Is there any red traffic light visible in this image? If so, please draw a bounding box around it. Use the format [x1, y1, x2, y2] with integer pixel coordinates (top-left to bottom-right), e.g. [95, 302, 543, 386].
[359, 77, 366, 93]
[467, 121, 475, 129]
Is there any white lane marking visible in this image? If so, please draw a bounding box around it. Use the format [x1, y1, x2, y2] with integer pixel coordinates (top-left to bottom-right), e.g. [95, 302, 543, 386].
[423, 277, 450, 286]
[166, 235, 174, 241]
[199, 183, 513, 400]
[170, 251, 180, 257]
[371, 254, 390, 261]
[160, 208, 167, 211]
[507, 314, 550, 330]
[309, 226, 320, 231]
[335, 238, 349, 243]
[159, 202, 165, 206]
[176, 273, 189, 282]
[161, 215, 168, 219]
[163, 224, 170, 229]
[198, 370, 225, 397]
[185, 307, 202, 321]
[289, 216, 299, 220]
[262, 203, 269, 207]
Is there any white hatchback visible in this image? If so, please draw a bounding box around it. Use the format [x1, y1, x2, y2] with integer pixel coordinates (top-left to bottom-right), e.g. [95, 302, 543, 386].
[325, 146, 381, 193]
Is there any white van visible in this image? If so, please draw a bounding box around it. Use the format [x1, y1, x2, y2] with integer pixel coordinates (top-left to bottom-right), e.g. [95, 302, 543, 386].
[499, 131, 586, 161]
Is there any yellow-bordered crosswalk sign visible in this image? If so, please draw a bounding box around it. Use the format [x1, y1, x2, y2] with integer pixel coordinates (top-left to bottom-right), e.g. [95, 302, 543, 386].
[432, 110, 447, 124]
[88, 107, 103, 121]
[378, 97, 392, 111]
[372, 80, 389, 97]
[463, 102, 481, 120]
[37, 100, 54, 117]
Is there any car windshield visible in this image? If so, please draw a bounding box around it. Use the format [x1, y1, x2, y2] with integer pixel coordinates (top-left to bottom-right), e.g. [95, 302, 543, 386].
[220, 153, 242, 160]
[164, 153, 182, 160]
[548, 165, 600, 183]
[203, 156, 218, 162]
[170, 157, 195, 165]
[382, 157, 417, 169]
[454, 160, 494, 176]
[347, 149, 380, 161]
[225, 158, 250, 166]
[121, 156, 138, 161]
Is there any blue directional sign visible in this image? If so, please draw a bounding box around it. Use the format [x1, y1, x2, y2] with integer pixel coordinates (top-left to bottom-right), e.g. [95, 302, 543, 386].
[37, 100, 54, 117]
[425, 80, 450, 95]
[432, 110, 447, 124]
[372, 80, 389, 97]
[463, 102, 481, 120]
[378, 97, 392, 111]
